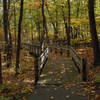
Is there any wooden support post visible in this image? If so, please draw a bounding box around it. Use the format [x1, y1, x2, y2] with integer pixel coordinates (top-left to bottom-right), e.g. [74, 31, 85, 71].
[67, 49, 70, 57]
[30, 45, 31, 51]
[32, 45, 33, 51]
[36, 47, 37, 55]
[37, 46, 39, 56]
[82, 59, 87, 81]
[50, 47, 52, 53]
[39, 46, 41, 55]
[72, 57, 81, 73]
[34, 56, 39, 85]
[55, 48, 57, 54]
[60, 48, 63, 55]
[34, 46, 36, 55]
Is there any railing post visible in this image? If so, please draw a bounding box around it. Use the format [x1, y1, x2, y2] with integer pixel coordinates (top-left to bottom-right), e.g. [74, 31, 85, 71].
[82, 59, 87, 81]
[34, 56, 39, 85]
[67, 48, 70, 57]
[60, 48, 63, 55]
[50, 47, 52, 53]
[55, 48, 57, 53]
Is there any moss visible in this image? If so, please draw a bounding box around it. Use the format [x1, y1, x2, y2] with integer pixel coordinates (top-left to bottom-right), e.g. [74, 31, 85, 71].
[0, 97, 11, 100]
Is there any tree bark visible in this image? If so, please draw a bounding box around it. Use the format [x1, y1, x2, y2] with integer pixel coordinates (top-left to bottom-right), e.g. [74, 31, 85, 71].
[67, 0, 71, 46]
[16, 0, 24, 73]
[41, 0, 48, 43]
[14, 1, 17, 47]
[61, 5, 68, 39]
[46, 5, 56, 37]
[53, 0, 59, 40]
[88, 0, 100, 66]
[7, 0, 12, 68]
[0, 52, 2, 85]
[3, 0, 11, 68]
[3, 0, 8, 42]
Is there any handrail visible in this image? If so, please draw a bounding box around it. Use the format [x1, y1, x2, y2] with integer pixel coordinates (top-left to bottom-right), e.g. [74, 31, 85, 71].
[22, 43, 87, 82]
[69, 46, 87, 81]
[38, 47, 49, 70]
[70, 46, 81, 61]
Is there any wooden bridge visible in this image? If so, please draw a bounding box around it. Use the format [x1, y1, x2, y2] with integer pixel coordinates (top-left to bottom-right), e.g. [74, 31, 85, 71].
[0, 42, 87, 85]
[22, 42, 87, 85]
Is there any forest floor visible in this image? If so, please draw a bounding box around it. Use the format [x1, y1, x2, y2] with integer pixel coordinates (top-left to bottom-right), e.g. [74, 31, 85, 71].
[0, 46, 100, 100]
[0, 49, 36, 100]
[77, 46, 100, 82]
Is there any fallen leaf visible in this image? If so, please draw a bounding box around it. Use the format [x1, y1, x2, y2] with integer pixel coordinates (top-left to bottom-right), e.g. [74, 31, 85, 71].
[50, 96, 54, 99]
[95, 94, 100, 99]
[66, 95, 70, 98]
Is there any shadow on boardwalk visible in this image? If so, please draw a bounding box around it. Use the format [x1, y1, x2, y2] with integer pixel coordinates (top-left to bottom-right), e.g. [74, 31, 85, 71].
[28, 52, 88, 100]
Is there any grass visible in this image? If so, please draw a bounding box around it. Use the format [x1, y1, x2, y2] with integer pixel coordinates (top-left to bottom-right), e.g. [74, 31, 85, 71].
[94, 73, 100, 83]
[0, 97, 11, 100]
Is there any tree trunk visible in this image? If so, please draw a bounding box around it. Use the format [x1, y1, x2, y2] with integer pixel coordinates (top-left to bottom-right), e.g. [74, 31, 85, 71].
[3, 0, 11, 68]
[16, 0, 24, 73]
[76, 0, 80, 17]
[46, 5, 56, 37]
[53, 0, 59, 40]
[14, 1, 17, 47]
[3, 0, 8, 42]
[0, 52, 2, 85]
[67, 0, 71, 46]
[7, 0, 12, 68]
[35, 20, 41, 41]
[88, 0, 100, 66]
[61, 5, 68, 39]
[41, 0, 48, 43]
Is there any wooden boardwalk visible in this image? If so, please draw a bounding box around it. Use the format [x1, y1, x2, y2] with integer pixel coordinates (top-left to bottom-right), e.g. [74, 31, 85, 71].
[27, 52, 88, 100]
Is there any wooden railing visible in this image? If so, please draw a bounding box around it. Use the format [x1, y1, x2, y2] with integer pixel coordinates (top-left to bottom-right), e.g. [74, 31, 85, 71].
[38, 47, 49, 74]
[70, 47, 87, 81]
[47, 45, 87, 81]
[22, 43, 42, 57]
[33, 47, 49, 85]
[22, 43, 87, 82]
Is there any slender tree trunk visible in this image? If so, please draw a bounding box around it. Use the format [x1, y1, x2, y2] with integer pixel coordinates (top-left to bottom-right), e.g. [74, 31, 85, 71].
[0, 52, 2, 85]
[67, 0, 71, 46]
[88, 0, 100, 66]
[76, 0, 80, 17]
[61, 5, 68, 39]
[3, 0, 11, 67]
[14, 1, 17, 47]
[31, 20, 34, 44]
[53, 0, 59, 40]
[46, 5, 56, 36]
[3, 0, 8, 42]
[7, 0, 12, 68]
[16, 0, 24, 73]
[41, 0, 48, 43]
[35, 20, 41, 41]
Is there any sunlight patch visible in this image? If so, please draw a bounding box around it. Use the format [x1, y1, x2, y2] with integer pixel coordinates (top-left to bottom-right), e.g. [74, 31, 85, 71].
[23, 79, 34, 83]
[40, 74, 47, 77]
[38, 79, 50, 84]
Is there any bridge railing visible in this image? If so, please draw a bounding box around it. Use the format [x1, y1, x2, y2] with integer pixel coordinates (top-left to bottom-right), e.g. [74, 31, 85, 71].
[69, 46, 87, 81]
[33, 47, 49, 85]
[38, 47, 49, 75]
[22, 43, 42, 56]
[47, 45, 87, 81]
[22, 43, 87, 82]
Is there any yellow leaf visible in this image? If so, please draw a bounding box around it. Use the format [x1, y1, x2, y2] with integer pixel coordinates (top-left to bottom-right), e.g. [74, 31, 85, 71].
[50, 96, 54, 99]
[95, 94, 100, 99]
[66, 95, 70, 98]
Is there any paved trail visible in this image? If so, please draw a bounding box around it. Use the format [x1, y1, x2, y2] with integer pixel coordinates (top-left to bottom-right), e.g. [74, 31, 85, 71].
[27, 52, 88, 100]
